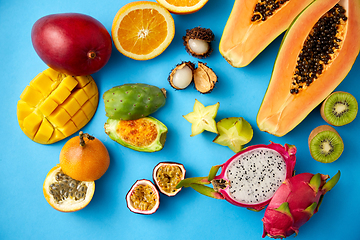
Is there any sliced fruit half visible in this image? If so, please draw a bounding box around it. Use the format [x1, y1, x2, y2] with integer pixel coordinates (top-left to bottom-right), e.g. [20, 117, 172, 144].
[308, 125, 344, 163]
[153, 162, 186, 196]
[111, 1, 175, 60]
[104, 117, 168, 152]
[43, 165, 95, 212]
[321, 91, 358, 126]
[257, 0, 360, 136]
[126, 179, 160, 215]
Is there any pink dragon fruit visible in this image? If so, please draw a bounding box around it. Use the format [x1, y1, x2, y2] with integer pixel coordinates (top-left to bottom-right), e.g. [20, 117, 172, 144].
[262, 171, 340, 239]
[177, 142, 296, 211]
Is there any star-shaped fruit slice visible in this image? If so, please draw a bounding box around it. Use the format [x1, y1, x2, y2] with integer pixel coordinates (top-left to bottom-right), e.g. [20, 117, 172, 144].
[183, 99, 219, 137]
[213, 117, 253, 152]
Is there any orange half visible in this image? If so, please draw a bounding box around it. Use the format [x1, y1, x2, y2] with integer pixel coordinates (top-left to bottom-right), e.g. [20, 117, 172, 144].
[156, 0, 208, 14]
[112, 1, 175, 60]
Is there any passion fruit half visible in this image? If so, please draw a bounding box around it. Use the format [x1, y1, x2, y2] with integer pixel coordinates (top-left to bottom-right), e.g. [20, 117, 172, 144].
[153, 162, 186, 196]
[43, 165, 95, 212]
[126, 179, 160, 215]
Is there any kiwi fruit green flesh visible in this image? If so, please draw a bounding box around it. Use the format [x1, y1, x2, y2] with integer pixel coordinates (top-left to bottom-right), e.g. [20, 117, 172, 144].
[320, 91, 358, 126]
[308, 125, 344, 163]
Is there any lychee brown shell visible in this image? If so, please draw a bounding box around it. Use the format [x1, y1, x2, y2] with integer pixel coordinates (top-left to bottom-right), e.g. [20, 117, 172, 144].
[183, 27, 215, 58]
[194, 62, 218, 94]
[168, 61, 195, 90]
[59, 133, 110, 181]
[153, 162, 186, 196]
[43, 165, 95, 212]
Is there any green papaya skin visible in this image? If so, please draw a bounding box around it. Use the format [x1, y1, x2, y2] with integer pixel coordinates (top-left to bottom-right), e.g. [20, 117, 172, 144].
[104, 116, 167, 152]
[103, 83, 166, 120]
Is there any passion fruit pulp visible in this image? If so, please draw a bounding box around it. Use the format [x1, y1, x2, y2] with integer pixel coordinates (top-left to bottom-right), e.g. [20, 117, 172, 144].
[153, 162, 186, 196]
[126, 179, 160, 215]
[43, 165, 95, 212]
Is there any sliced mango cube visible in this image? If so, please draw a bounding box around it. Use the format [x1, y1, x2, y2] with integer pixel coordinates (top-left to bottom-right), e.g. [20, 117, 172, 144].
[23, 111, 43, 137]
[72, 89, 88, 106]
[39, 97, 58, 117]
[61, 76, 79, 91]
[49, 84, 71, 104]
[20, 85, 44, 107]
[34, 118, 54, 144]
[30, 73, 53, 97]
[48, 107, 71, 128]
[17, 68, 99, 144]
[61, 97, 81, 117]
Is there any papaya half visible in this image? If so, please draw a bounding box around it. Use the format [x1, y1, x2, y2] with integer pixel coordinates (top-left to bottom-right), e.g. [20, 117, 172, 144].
[219, 0, 314, 67]
[257, 0, 360, 137]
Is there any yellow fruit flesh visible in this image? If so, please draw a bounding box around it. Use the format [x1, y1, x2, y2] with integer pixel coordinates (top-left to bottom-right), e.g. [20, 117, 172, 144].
[156, 165, 183, 194]
[130, 185, 158, 211]
[17, 68, 99, 144]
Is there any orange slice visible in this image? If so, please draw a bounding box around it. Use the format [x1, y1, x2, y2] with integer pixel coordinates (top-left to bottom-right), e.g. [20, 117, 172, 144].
[112, 1, 175, 60]
[156, 0, 208, 14]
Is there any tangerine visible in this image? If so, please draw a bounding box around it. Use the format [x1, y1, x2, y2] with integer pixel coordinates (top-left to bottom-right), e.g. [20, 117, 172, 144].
[59, 131, 110, 181]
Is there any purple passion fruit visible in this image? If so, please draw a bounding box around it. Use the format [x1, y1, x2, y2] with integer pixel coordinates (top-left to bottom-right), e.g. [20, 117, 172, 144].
[31, 13, 112, 76]
[153, 162, 186, 196]
[126, 179, 160, 215]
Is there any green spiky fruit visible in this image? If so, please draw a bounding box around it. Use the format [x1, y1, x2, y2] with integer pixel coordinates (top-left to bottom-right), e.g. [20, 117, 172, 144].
[183, 99, 219, 137]
[104, 116, 167, 152]
[213, 117, 253, 152]
[103, 83, 166, 120]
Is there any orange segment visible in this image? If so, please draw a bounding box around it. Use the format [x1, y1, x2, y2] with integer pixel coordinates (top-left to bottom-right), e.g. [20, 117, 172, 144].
[156, 0, 208, 14]
[112, 1, 175, 60]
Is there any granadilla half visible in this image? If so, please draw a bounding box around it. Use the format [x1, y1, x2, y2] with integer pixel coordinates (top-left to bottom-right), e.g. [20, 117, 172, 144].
[126, 179, 160, 215]
[183, 26, 215, 58]
[177, 142, 297, 211]
[153, 162, 186, 196]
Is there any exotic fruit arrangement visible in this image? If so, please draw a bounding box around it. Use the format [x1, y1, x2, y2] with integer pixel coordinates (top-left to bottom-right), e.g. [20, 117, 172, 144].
[262, 171, 340, 238]
[257, 0, 360, 136]
[31, 13, 112, 76]
[15, 0, 351, 237]
[177, 143, 297, 211]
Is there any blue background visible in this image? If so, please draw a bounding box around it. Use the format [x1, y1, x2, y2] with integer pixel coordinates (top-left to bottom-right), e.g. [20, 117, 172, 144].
[1, 0, 358, 239]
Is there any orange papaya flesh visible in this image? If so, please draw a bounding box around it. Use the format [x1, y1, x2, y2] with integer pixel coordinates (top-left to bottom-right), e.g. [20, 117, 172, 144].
[257, 0, 360, 137]
[17, 68, 99, 144]
[219, 0, 314, 68]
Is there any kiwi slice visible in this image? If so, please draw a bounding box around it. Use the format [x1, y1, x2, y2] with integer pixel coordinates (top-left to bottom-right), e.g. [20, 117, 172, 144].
[320, 91, 358, 126]
[308, 125, 344, 163]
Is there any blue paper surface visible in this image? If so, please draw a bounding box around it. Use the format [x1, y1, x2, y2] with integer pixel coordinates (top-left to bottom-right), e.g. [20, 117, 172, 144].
[1, 0, 359, 239]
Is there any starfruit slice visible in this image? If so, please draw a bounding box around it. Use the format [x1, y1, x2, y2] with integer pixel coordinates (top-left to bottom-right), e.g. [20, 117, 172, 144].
[213, 117, 253, 153]
[183, 99, 219, 137]
[17, 68, 99, 144]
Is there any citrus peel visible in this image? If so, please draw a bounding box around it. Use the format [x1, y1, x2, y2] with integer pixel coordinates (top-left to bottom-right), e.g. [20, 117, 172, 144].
[156, 0, 208, 14]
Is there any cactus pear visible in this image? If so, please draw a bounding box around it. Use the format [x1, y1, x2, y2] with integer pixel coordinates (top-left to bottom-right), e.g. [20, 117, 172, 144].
[103, 83, 166, 120]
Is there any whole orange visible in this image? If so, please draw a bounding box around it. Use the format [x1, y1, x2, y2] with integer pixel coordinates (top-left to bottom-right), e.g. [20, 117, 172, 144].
[60, 131, 110, 181]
